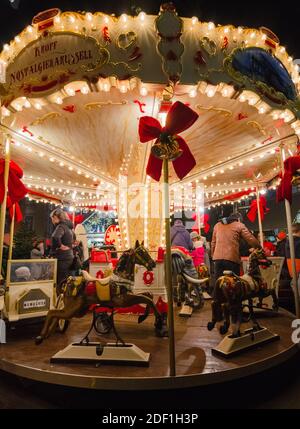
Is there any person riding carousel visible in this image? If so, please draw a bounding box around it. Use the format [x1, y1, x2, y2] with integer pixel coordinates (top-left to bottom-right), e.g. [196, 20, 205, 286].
[190, 231, 205, 270]
[211, 211, 260, 283]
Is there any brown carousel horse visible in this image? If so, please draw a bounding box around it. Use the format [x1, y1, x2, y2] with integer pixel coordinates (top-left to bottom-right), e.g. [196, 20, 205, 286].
[35, 241, 167, 345]
[207, 247, 278, 337]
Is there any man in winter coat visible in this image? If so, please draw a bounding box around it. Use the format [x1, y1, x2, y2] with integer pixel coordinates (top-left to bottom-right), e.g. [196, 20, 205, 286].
[211, 212, 260, 281]
[171, 219, 193, 251]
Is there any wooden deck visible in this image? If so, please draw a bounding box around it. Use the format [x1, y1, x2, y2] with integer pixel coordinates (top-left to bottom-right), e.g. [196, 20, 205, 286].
[0, 303, 298, 390]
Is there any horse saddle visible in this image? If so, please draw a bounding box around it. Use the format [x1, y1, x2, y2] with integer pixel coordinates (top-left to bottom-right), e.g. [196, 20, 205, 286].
[95, 279, 111, 302]
[81, 270, 112, 301]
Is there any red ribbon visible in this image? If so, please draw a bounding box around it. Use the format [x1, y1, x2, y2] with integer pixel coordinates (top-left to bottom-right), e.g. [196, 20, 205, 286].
[277, 155, 300, 204]
[0, 159, 27, 222]
[192, 213, 210, 234]
[138, 101, 198, 181]
[247, 195, 270, 223]
[67, 213, 84, 226]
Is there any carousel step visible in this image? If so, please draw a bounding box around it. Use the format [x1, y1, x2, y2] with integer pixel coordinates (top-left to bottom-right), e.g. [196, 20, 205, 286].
[50, 342, 150, 366]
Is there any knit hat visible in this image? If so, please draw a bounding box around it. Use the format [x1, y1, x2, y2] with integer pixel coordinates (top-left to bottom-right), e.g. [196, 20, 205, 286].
[190, 231, 200, 240]
[277, 231, 286, 240]
[15, 266, 31, 281]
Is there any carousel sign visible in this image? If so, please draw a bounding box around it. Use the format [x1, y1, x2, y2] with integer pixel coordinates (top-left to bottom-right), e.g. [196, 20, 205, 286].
[4, 32, 109, 97]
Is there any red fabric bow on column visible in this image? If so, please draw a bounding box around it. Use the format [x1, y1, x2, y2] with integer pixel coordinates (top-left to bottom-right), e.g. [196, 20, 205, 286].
[277, 155, 300, 204]
[192, 213, 210, 234]
[0, 159, 27, 222]
[67, 212, 84, 226]
[138, 101, 198, 181]
[247, 195, 270, 223]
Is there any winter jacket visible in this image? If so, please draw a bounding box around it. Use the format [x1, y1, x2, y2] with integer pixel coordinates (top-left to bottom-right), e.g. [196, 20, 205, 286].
[191, 246, 205, 267]
[211, 221, 260, 264]
[51, 221, 74, 260]
[171, 224, 194, 251]
[30, 248, 43, 259]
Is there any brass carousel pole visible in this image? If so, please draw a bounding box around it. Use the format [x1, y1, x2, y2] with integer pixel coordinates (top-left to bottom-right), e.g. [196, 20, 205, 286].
[255, 184, 264, 247]
[0, 135, 10, 271]
[163, 157, 176, 377]
[279, 144, 300, 318]
[8, 204, 15, 260]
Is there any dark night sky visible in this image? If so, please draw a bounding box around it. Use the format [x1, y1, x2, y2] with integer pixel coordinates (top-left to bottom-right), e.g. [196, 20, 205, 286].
[1, 0, 300, 58]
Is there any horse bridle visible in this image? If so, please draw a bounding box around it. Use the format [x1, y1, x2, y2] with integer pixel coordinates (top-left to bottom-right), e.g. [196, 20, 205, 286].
[134, 247, 154, 270]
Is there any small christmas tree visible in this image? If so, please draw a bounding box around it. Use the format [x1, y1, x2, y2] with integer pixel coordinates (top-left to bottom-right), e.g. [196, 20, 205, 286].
[12, 222, 36, 259]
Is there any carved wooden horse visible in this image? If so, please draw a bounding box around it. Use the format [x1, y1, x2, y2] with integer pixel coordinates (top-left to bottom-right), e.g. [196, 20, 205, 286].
[171, 247, 209, 309]
[35, 241, 167, 345]
[207, 248, 278, 337]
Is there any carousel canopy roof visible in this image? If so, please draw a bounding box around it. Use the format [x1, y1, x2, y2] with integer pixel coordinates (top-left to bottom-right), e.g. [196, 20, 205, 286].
[0, 5, 299, 210]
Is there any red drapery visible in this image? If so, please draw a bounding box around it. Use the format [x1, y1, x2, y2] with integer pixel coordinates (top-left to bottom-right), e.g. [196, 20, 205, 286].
[277, 155, 300, 204]
[0, 159, 27, 222]
[138, 101, 198, 181]
[191, 213, 210, 234]
[247, 195, 270, 223]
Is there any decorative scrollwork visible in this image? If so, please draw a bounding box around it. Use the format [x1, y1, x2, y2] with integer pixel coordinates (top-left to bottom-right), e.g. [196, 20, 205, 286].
[30, 112, 62, 126]
[84, 100, 128, 110]
[195, 104, 232, 117]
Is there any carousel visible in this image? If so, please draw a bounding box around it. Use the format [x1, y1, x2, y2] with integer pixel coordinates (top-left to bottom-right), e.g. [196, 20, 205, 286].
[0, 4, 300, 390]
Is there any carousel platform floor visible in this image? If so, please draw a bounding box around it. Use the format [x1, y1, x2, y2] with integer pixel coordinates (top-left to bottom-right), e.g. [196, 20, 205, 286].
[0, 303, 298, 391]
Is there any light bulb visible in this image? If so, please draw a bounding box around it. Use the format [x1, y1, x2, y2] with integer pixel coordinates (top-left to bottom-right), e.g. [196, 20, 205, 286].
[208, 22, 215, 31]
[189, 88, 197, 98]
[66, 87, 75, 96]
[139, 12, 146, 22]
[140, 87, 148, 96]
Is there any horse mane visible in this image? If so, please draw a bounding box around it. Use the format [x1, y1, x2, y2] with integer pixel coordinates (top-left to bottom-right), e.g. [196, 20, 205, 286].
[114, 250, 135, 280]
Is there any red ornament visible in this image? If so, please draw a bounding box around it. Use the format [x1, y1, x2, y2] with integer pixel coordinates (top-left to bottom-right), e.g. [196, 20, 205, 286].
[22, 126, 34, 137]
[261, 135, 273, 145]
[63, 105, 76, 113]
[134, 100, 146, 113]
[237, 113, 248, 121]
[221, 36, 229, 50]
[143, 271, 154, 285]
[138, 101, 198, 182]
[102, 26, 111, 43]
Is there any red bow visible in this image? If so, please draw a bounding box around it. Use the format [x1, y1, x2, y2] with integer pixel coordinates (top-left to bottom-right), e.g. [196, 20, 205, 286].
[192, 213, 210, 234]
[247, 195, 270, 223]
[67, 213, 84, 226]
[138, 101, 198, 181]
[277, 155, 300, 204]
[0, 159, 27, 222]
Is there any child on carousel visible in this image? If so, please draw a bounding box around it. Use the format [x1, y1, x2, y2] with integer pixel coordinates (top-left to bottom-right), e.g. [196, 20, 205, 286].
[190, 231, 205, 272]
